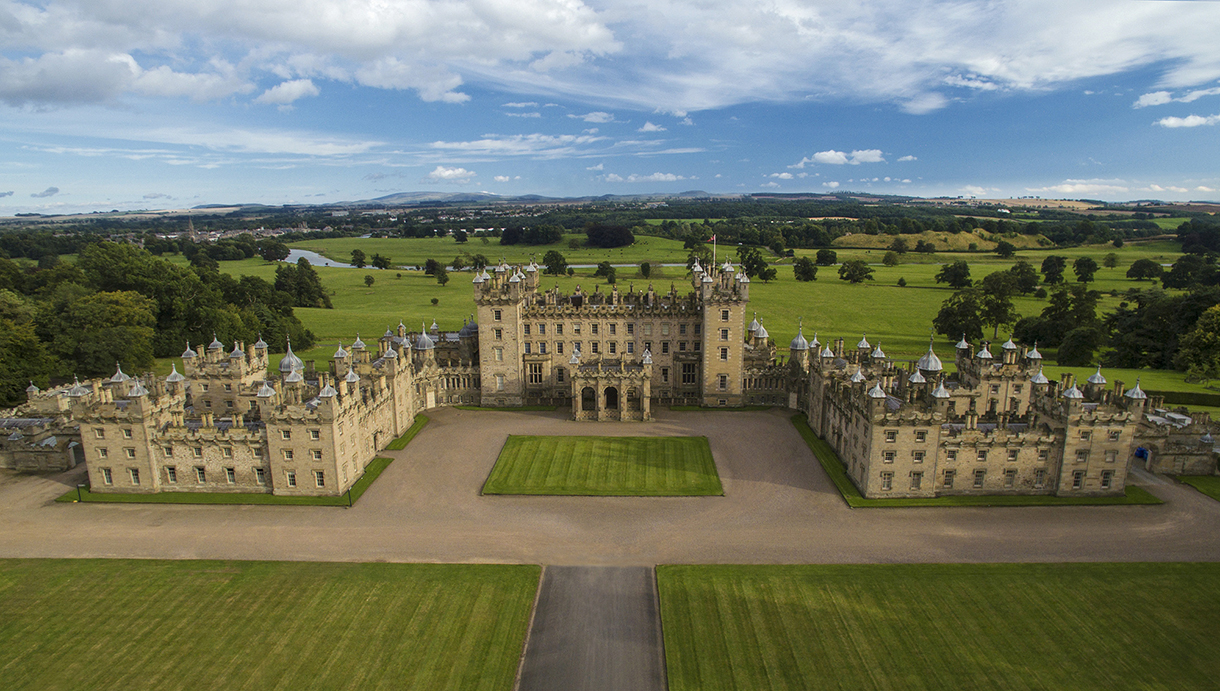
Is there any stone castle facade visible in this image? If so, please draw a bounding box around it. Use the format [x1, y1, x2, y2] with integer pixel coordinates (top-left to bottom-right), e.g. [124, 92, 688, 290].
[4, 259, 1215, 497]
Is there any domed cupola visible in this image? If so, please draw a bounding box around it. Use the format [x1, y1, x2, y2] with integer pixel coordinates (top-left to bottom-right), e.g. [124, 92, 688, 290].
[976, 344, 993, 360]
[748, 313, 760, 333]
[25, 381, 39, 395]
[1062, 384, 1084, 400]
[415, 323, 435, 350]
[857, 334, 870, 350]
[1002, 335, 1018, 351]
[956, 333, 970, 350]
[790, 326, 809, 351]
[1027, 342, 1043, 360]
[166, 364, 186, 383]
[254, 334, 268, 350]
[867, 382, 887, 399]
[257, 381, 276, 398]
[333, 343, 349, 359]
[110, 363, 131, 384]
[181, 342, 197, 359]
[1030, 366, 1049, 385]
[1124, 377, 1147, 400]
[908, 370, 926, 384]
[127, 379, 149, 398]
[871, 343, 886, 359]
[755, 321, 769, 340]
[932, 380, 951, 398]
[208, 334, 224, 351]
[916, 340, 943, 372]
[1086, 365, 1106, 385]
[352, 334, 366, 350]
[229, 343, 244, 359]
[850, 369, 866, 384]
[68, 376, 90, 398]
[278, 339, 304, 373]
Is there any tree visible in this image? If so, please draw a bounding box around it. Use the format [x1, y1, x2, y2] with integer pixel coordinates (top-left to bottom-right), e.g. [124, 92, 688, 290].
[1127, 258, 1163, 281]
[838, 260, 874, 284]
[364, 275, 375, 287]
[1073, 256, 1098, 283]
[257, 240, 290, 262]
[758, 266, 777, 283]
[815, 249, 837, 266]
[1162, 253, 1217, 289]
[888, 237, 909, 254]
[1008, 261, 1040, 294]
[1176, 305, 1220, 381]
[1057, 327, 1104, 366]
[686, 249, 712, 273]
[793, 257, 818, 282]
[594, 261, 614, 278]
[736, 246, 770, 279]
[914, 240, 937, 253]
[451, 255, 467, 271]
[640, 262, 652, 279]
[1113, 238, 1124, 248]
[933, 288, 985, 343]
[351, 249, 367, 268]
[584, 223, 634, 248]
[1103, 253, 1119, 269]
[370, 253, 392, 270]
[274, 258, 333, 309]
[435, 266, 449, 287]
[897, 277, 907, 287]
[454, 230, 468, 243]
[1041, 255, 1066, 284]
[994, 241, 1016, 258]
[470, 254, 489, 271]
[43, 290, 157, 376]
[424, 258, 441, 276]
[568, 239, 581, 250]
[542, 250, 567, 276]
[979, 272, 1020, 338]
[882, 251, 900, 267]
[935, 260, 972, 289]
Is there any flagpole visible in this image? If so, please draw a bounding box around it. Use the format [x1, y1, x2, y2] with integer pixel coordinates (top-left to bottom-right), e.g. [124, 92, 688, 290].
[712, 235, 716, 266]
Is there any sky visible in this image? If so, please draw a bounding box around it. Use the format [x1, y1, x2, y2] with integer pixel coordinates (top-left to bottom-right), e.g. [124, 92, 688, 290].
[2, 0, 1220, 216]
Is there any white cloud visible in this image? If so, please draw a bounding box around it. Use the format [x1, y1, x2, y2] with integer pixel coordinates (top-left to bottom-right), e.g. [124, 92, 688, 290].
[0, 191, 13, 197]
[822, 181, 840, 189]
[493, 175, 511, 182]
[943, 74, 1000, 91]
[503, 102, 539, 108]
[897, 155, 917, 162]
[627, 172, 686, 182]
[1197, 186, 1216, 193]
[254, 79, 320, 105]
[427, 133, 607, 159]
[793, 149, 886, 167]
[506, 112, 541, 118]
[603, 173, 624, 182]
[769, 172, 794, 179]
[679, 117, 694, 126]
[426, 165, 476, 183]
[1155, 114, 1220, 128]
[31, 187, 60, 198]
[1135, 86, 1220, 108]
[586, 163, 604, 170]
[569, 111, 615, 123]
[960, 185, 997, 196]
[1025, 178, 1130, 197]
[761, 181, 780, 188]
[1146, 184, 1188, 193]
[638, 121, 666, 132]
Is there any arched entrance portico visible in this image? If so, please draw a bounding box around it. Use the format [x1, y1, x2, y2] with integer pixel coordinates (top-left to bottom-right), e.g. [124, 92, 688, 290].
[604, 386, 619, 410]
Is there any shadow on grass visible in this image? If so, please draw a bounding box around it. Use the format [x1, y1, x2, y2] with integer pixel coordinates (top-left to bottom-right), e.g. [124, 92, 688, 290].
[790, 414, 1163, 508]
[1177, 475, 1220, 503]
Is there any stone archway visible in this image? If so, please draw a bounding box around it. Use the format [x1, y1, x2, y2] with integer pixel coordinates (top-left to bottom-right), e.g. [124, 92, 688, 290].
[582, 387, 596, 411]
[605, 386, 619, 410]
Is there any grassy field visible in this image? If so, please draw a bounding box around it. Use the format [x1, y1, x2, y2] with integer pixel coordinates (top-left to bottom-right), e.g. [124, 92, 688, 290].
[791, 415, 1162, 507]
[0, 559, 540, 691]
[657, 562, 1220, 691]
[482, 435, 723, 496]
[154, 235, 1218, 401]
[1178, 475, 1220, 503]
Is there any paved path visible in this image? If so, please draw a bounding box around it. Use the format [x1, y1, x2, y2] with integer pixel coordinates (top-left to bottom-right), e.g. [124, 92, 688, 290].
[1, 407, 1219, 565]
[517, 566, 665, 691]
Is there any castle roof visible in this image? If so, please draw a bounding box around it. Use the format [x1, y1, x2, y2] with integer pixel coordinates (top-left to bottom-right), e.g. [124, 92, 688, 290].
[416, 322, 435, 350]
[254, 334, 268, 350]
[850, 369, 866, 383]
[181, 342, 197, 358]
[127, 379, 149, 398]
[976, 344, 993, 360]
[790, 327, 809, 351]
[931, 380, 951, 398]
[257, 381, 276, 398]
[68, 376, 89, 397]
[1125, 378, 1147, 399]
[871, 343, 886, 359]
[345, 367, 360, 384]
[352, 334, 366, 350]
[279, 340, 304, 373]
[1001, 335, 1018, 350]
[820, 344, 835, 358]
[25, 381, 38, 394]
[1086, 365, 1106, 385]
[229, 343, 244, 358]
[857, 334, 870, 349]
[748, 313, 760, 332]
[318, 383, 338, 398]
[956, 334, 970, 349]
[755, 322, 769, 339]
[166, 364, 186, 383]
[867, 382, 887, 398]
[1062, 384, 1084, 399]
[285, 369, 304, 384]
[1027, 342, 1042, 359]
[916, 341, 943, 372]
[333, 343, 349, 359]
[208, 334, 224, 350]
[908, 370, 926, 384]
[1030, 366, 1049, 385]
[110, 364, 130, 384]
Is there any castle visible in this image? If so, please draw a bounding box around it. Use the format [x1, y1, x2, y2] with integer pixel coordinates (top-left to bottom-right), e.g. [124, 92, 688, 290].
[3, 259, 1215, 498]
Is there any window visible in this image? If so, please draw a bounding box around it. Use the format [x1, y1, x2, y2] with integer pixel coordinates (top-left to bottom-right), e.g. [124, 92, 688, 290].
[540, 342, 547, 354]
[524, 343, 531, 354]
[166, 467, 177, 483]
[253, 449, 263, 459]
[609, 342, 617, 354]
[494, 328, 503, 340]
[496, 374, 505, 391]
[556, 367, 565, 383]
[1075, 450, 1089, 463]
[222, 447, 233, 458]
[94, 428, 105, 439]
[128, 468, 140, 485]
[283, 450, 294, 460]
[200, 384, 209, 392]
[1080, 431, 1091, 441]
[122, 428, 133, 439]
[124, 448, 136, 459]
[493, 309, 502, 321]
[196, 467, 206, 483]
[225, 467, 236, 484]
[591, 324, 599, 335]
[591, 342, 599, 354]
[679, 324, 687, 336]
[721, 309, 730, 321]
[885, 430, 897, 443]
[644, 341, 651, 354]
[1007, 449, 1018, 462]
[574, 324, 582, 335]
[311, 449, 323, 460]
[314, 470, 325, 488]
[1105, 450, 1118, 463]
[627, 323, 634, 335]
[224, 383, 232, 392]
[539, 324, 546, 335]
[101, 468, 113, 485]
[913, 451, 925, 463]
[693, 342, 701, 352]
[1038, 449, 1049, 462]
[682, 363, 697, 385]
[910, 471, 923, 490]
[883, 451, 896, 463]
[718, 374, 728, 391]
[627, 342, 634, 354]
[556, 324, 564, 335]
[310, 429, 320, 441]
[946, 450, 957, 461]
[1034, 469, 1046, 488]
[523, 324, 531, 336]
[643, 324, 651, 336]
[943, 470, 955, 488]
[255, 468, 266, 485]
[557, 342, 564, 354]
[1072, 470, 1085, 490]
[98, 448, 109, 459]
[494, 347, 504, 362]
[694, 324, 701, 335]
[204, 401, 212, 408]
[610, 324, 617, 335]
[661, 367, 670, 383]
[662, 342, 670, 354]
[880, 472, 894, 491]
[286, 471, 296, 488]
[1004, 469, 1017, 488]
[990, 384, 1000, 394]
[976, 450, 987, 462]
[915, 430, 927, 443]
[1014, 385, 1023, 394]
[720, 328, 729, 340]
[281, 430, 291, 441]
[193, 446, 203, 457]
[678, 341, 686, 352]
[1101, 470, 1114, 490]
[720, 347, 728, 361]
[1108, 430, 1120, 442]
[973, 469, 986, 488]
[529, 363, 543, 384]
[662, 324, 670, 336]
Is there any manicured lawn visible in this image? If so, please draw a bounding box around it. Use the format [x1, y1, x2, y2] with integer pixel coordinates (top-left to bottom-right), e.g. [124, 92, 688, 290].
[791, 415, 1162, 507]
[58, 456, 397, 506]
[482, 435, 723, 496]
[1178, 475, 1220, 502]
[658, 562, 1220, 691]
[0, 559, 539, 691]
[385, 414, 430, 450]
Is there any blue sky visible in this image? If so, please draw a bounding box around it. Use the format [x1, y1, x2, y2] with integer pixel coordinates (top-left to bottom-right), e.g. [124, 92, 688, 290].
[2, 0, 1220, 215]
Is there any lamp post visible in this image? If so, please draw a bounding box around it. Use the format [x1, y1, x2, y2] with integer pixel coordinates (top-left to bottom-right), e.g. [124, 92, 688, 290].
[76, 484, 85, 502]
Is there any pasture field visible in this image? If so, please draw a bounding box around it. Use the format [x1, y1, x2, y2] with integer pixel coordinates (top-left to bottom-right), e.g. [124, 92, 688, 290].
[0, 559, 540, 691]
[159, 237, 1215, 399]
[658, 562, 1220, 691]
[482, 435, 723, 496]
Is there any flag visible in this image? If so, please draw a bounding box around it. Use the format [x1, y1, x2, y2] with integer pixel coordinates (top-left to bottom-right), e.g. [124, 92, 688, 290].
[709, 235, 716, 242]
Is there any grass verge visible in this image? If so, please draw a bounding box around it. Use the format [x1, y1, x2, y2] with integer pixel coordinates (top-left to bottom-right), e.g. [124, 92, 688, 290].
[482, 435, 723, 496]
[385, 414, 430, 450]
[57, 457, 396, 506]
[1177, 475, 1220, 502]
[790, 414, 1162, 507]
[0, 559, 539, 691]
[658, 562, 1220, 691]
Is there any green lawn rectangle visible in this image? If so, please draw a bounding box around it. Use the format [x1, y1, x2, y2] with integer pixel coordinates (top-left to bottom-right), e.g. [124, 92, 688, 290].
[0, 559, 540, 691]
[57, 456, 395, 506]
[385, 414, 430, 450]
[482, 435, 723, 496]
[1178, 475, 1220, 502]
[658, 563, 1220, 691]
[791, 414, 1162, 507]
